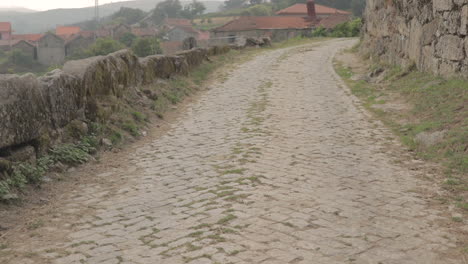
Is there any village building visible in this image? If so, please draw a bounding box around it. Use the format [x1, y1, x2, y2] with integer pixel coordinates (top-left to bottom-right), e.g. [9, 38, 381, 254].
[212, 0, 351, 42]
[12, 40, 36, 59]
[276, 2, 351, 18]
[12, 34, 44, 43]
[0, 22, 12, 40]
[56, 26, 81, 38]
[212, 16, 316, 42]
[37, 33, 65, 66]
[131, 27, 158, 38]
[0, 39, 36, 58]
[166, 25, 200, 42]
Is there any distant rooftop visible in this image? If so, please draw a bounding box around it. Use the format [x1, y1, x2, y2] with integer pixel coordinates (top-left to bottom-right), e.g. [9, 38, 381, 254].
[0, 22, 12, 32]
[276, 3, 351, 16]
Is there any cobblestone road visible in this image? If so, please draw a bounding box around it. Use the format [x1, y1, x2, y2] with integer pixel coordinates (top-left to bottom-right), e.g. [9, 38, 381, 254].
[2, 39, 463, 264]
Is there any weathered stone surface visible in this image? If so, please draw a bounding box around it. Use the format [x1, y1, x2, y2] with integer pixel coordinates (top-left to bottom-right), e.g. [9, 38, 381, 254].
[0, 46, 233, 161]
[0, 74, 48, 149]
[436, 35, 465, 61]
[434, 0, 453, 11]
[362, 0, 468, 78]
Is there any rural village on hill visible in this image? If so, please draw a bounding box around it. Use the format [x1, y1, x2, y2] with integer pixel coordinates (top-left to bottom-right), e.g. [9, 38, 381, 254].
[0, 0, 467, 263]
[0, 0, 353, 70]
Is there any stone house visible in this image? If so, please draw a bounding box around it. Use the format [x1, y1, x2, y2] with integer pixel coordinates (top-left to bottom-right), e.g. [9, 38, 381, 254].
[276, 2, 351, 19]
[212, 0, 351, 42]
[212, 17, 316, 42]
[12, 40, 36, 59]
[0, 40, 36, 58]
[0, 22, 12, 40]
[166, 26, 200, 42]
[37, 33, 65, 66]
[131, 27, 158, 38]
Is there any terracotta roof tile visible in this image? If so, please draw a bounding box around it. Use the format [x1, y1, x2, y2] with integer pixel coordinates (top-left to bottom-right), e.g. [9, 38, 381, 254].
[0, 22, 12, 32]
[171, 25, 199, 34]
[0, 39, 34, 47]
[131, 27, 158, 37]
[56, 26, 81, 36]
[165, 18, 192, 27]
[276, 3, 350, 16]
[213, 17, 316, 32]
[12, 34, 43, 42]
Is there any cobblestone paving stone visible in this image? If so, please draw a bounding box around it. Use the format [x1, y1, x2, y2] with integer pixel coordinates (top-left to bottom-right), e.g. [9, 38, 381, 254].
[1, 39, 463, 264]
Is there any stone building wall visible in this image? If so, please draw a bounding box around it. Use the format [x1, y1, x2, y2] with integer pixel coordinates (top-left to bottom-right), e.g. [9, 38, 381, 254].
[361, 0, 468, 78]
[37, 33, 66, 66]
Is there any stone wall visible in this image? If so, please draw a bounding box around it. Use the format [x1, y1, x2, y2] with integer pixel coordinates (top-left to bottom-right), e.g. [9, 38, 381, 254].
[0, 45, 231, 161]
[361, 0, 468, 78]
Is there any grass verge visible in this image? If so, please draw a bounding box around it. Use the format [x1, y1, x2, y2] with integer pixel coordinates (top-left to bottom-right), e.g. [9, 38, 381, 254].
[334, 46, 467, 214]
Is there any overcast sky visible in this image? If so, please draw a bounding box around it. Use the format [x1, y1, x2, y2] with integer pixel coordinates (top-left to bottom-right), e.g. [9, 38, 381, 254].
[0, 0, 128, 11]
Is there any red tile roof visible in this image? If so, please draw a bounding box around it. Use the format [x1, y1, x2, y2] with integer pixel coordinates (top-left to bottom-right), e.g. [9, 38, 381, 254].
[12, 34, 44, 42]
[171, 25, 199, 34]
[131, 27, 158, 37]
[165, 18, 192, 27]
[213, 17, 316, 32]
[56, 26, 81, 36]
[0, 22, 12, 32]
[319, 14, 352, 29]
[0, 39, 34, 47]
[276, 3, 351, 16]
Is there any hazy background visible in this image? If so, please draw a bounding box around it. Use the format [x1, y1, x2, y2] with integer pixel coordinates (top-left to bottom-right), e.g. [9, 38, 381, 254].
[1, 0, 136, 11]
[0, 0, 223, 34]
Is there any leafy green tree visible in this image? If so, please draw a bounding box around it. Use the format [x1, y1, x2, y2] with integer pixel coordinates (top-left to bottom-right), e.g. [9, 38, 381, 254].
[111, 7, 147, 25]
[181, 0, 206, 19]
[245, 4, 272, 16]
[152, 0, 183, 24]
[132, 38, 162, 57]
[223, 0, 247, 10]
[120, 32, 137, 47]
[87, 38, 125, 56]
[250, 0, 264, 5]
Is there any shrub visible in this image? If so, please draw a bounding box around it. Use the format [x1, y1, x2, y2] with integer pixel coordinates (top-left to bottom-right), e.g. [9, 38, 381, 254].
[87, 38, 125, 57]
[120, 32, 137, 47]
[132, 37, 162, 57]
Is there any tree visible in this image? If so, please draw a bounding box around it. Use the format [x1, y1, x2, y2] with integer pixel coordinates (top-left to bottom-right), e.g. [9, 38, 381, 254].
[120, 32, 137, 47]
[245, 4, 272, 16]
[223, 0, 247, 10]
[351, 0, 366, 17]
[132, 38, 162, 57]
[181, 0, 206, 19]
[111, 7, 147, 25]
[87, 38, 125, 56]
[250, 0, 263, 6]
[152, 0, 183, 24]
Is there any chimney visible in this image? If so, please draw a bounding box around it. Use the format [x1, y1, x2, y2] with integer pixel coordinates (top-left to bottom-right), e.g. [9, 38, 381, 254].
[307, 0, 317, 20]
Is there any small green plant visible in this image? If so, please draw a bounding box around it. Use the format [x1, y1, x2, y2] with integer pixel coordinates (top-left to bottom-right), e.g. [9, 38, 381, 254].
[110, 131, 123, 144]
[131, 111, 146, 122]
[122, 121, 139, 137]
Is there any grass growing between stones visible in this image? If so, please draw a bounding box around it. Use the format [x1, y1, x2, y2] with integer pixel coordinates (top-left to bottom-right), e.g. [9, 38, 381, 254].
[334, 48, 467, 215]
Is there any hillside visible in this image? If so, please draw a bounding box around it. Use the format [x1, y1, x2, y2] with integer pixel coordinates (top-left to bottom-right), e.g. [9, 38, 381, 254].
[2, 0, 223, 34]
